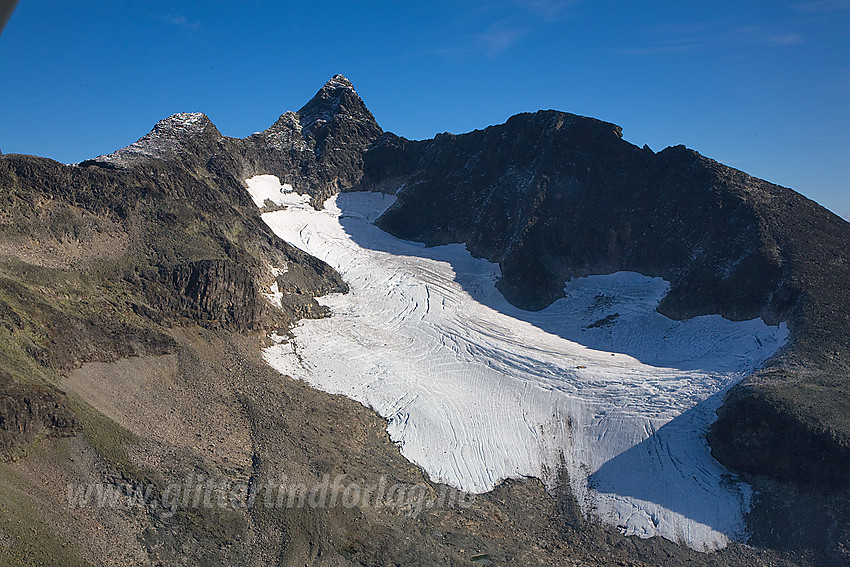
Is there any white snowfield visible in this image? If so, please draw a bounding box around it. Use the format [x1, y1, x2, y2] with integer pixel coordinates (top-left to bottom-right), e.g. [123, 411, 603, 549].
[244, 174, 299, 208]
[248, 175, 788, 551]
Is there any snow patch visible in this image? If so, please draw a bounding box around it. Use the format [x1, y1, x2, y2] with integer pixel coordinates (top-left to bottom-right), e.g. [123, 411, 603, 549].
[256, 188, 788, 551]
[270, 264, 288, 276]
[244, 174, 306, 208]
[263, 281, 283, 310]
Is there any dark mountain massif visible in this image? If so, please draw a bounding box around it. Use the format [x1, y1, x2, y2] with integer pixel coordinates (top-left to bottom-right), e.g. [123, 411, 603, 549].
[0, 75, 847, 566]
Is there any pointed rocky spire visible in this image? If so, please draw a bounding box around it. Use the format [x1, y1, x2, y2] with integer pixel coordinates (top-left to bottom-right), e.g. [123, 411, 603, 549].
[296, 74, 379, 135]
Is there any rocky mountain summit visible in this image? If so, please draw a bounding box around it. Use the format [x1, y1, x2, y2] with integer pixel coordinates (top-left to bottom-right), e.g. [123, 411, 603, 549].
[88, 74, 383, 205]
[0, 75, 848, 565]
[89, 112, 222, 167]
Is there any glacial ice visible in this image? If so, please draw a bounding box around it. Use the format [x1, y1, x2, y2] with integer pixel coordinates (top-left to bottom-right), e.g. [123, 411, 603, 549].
[254, 180, 788, 551]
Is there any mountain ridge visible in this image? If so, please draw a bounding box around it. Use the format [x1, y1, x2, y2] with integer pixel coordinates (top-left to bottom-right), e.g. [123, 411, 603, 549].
[87, 74, 383, 206]
[80, 76, 850, 494]
[1, 74, 847, 564]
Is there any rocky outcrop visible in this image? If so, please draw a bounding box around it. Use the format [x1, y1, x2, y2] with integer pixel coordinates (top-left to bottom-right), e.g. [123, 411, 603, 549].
[0, 372, 78, 461]
[709, 384, 850, 489]
[165, 259, 263, 328]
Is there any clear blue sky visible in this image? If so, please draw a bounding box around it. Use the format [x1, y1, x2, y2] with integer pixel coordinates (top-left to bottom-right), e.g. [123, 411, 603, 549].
[1, 1, 848, 219]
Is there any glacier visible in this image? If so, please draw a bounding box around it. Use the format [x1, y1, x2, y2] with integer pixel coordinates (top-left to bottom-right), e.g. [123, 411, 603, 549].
[251, 176, 788, 551]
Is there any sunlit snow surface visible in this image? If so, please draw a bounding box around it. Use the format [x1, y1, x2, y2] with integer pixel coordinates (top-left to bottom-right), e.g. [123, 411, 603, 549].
[244, 174, 300, 208]
[255, 180, 788, 550]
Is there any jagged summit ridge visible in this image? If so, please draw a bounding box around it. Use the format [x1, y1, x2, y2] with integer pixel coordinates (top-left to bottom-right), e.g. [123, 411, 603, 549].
[325, 73, 355, 90]
[88, 75, 382, 198]
[91, 111, 222, 168]
[81, 75, 385, 204]
[156, 111, 215, 131]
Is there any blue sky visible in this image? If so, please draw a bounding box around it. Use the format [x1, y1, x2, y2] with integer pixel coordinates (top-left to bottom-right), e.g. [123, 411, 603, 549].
[1, 1, 848, 219]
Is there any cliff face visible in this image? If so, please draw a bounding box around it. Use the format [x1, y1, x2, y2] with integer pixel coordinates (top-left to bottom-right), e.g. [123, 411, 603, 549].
[0, 372, 77, 461]
[369, 112, 789, 320]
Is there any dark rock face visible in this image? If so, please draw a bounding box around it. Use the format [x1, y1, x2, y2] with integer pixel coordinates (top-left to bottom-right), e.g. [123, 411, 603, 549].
[283, 74, 384, 202]
[165, 259, 263, 328]
[709, 386, 850, 489]
[0, 372, 78, 461]
[370, 112, 790, 321]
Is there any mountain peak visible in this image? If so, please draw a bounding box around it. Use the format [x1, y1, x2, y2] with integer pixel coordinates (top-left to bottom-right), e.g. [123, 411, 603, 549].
[297, 75, 376, 134]
[324, 74, 355, 91]
[87, 111, 222, 168]
[152, 112, 217, 135]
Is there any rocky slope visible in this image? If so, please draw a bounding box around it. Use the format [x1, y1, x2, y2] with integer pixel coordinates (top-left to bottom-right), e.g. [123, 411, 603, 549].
[0, 75, 846, 565]
[0, 140, 346, 460]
